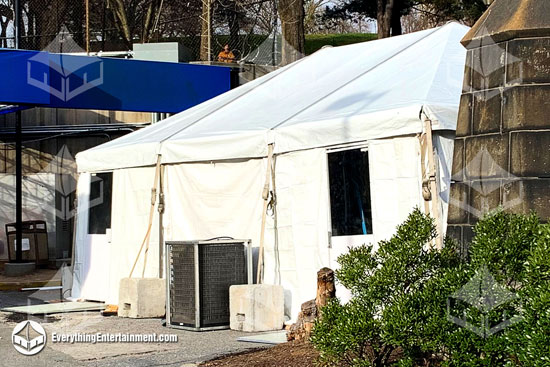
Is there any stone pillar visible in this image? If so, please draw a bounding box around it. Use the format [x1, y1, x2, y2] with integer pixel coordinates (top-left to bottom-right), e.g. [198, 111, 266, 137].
[448, 0, 550, 246]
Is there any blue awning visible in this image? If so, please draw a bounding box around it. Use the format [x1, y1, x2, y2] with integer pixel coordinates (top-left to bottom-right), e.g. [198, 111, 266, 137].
[0, 49, 231, 113]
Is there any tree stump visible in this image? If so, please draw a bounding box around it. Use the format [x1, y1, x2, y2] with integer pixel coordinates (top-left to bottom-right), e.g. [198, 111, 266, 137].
[316, 267, 336, 309]
[287, 267, 335, 342]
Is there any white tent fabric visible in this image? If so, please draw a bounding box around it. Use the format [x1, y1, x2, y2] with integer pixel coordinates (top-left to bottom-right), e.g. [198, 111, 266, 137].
[76, 22, 469, 172]
[72, 23, 469, 319]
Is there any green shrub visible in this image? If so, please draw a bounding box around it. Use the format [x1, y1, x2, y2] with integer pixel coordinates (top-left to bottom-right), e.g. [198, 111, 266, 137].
[311, 208, 462, 366]
[311, 208, 549, 367]
[506, 223, 550, 366]
[440, 210, 540, 366]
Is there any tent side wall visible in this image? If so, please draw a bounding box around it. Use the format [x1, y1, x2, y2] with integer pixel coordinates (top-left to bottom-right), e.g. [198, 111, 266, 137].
[72, 166, 161, 304]
[369, 132, 454, 242]
[264, 148, 332, 319]
[108, 166, 161, 304]
[72, 133, 455, 320]
[164, 150, 331, 320]
[368, 136, 425, 244]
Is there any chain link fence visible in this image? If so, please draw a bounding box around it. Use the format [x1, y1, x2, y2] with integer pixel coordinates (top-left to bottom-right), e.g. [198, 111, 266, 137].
[0, 0, 282, 65]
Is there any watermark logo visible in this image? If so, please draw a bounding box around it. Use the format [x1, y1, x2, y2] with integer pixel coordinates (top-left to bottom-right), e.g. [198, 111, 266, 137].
[12, 320, 47, 356]
[450, 148, 525, 219]
[447, 266, 523, 338]
[27, 26, 104, 102]
[468, 24, 523, 99]
[37, 144, 105, 221]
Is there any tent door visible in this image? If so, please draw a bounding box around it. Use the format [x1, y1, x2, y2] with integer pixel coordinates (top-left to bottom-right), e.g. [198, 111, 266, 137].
[326, 146, 374, 300]
[78, 172, 113, 301]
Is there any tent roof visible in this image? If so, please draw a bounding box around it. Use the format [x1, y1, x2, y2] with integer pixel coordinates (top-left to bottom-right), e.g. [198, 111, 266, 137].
[77, 22, 469, 173]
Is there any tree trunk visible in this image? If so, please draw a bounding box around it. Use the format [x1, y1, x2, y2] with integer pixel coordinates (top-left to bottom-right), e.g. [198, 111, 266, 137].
[142, 0, 161, 43]
[315, 267, 335, 309]
[390, 4, 402, 36]
[376, 0, 394, 39]
[107, 0, 132, 49]
[287, 268, 336, 342]
[228, 10, 239, 53]
[279, 0, 305, 65]
[0, 4, 12, 48]
[200, 0, 211, 61]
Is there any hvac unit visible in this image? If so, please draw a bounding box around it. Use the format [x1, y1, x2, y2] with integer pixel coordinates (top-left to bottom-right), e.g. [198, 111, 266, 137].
[165, 239, 252, 331]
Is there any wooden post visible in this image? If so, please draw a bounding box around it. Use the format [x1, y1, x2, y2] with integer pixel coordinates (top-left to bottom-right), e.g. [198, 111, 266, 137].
[287, 267, 336, 341]
[315, 267, 335, 309]
[423, 119, 442, 249]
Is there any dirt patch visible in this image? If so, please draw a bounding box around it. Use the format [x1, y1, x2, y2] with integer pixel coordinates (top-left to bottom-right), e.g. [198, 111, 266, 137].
[200, 340, 319, 367]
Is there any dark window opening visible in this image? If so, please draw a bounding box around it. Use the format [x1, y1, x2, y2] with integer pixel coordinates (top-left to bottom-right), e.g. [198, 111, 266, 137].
[88, 172, 112, 234]
[328, 149, 373, 236]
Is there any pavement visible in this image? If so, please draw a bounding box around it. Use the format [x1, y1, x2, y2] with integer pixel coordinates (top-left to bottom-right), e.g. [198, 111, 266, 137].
[0, 290, 274, 367]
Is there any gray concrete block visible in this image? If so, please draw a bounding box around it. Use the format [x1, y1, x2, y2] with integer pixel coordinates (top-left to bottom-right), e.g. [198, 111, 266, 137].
[503, 86, 550, 131]
[473, 91, 502, 134]
[448, 182, 469, 225]
[446, 225, 462, 244]
[510, 131, 550, 177]
[472, 43, 506, 90]
[502, 179, 550, 221]
[507, 38, 550, 84]
[463, 50, 473, 93]
[452, 138, 465, 182]
[469, 179, 502, 222]
[456, 94, 472, 137]
[118, 277, 166, 318]
[230, 284, 284, 332]
[465, 134, 509, 179]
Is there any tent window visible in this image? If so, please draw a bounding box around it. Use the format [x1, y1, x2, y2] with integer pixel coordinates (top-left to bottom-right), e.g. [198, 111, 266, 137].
[88, 172, 112, 235]
[328, 149, 373, 236]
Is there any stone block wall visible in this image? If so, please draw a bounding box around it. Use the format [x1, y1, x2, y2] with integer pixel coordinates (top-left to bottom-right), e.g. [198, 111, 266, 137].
[448, 37, 550, 244]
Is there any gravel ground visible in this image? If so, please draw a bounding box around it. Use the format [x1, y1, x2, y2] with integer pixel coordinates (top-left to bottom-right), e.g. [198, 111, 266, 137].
[0, 290, 274, 367]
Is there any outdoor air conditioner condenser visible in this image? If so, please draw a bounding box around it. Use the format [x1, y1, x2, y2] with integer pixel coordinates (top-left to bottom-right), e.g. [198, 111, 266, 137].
[165, 239, 252, 331]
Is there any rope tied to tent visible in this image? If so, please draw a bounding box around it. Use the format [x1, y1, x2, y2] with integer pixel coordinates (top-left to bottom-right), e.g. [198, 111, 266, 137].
[128, 154, 163, 278]
[257, 143, 274, 284]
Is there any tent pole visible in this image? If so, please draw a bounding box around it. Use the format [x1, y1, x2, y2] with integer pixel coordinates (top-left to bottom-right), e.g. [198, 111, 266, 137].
[128, 155, 162, 278]
[158, 164, 165, 278]
[15, 111, 22, 263]
[423, 119, 442, 249]
[419, 133, 431, 216]
[14, 0, 22, 263]
[256, 144, 274, 284]
[270, 153, 280, 285]
[141, 156, 162, 277]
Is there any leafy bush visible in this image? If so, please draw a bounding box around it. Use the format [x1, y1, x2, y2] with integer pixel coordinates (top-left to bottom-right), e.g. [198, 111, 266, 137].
[311, 208, 462, 366]
[440, 210, 540, 366]
[311, 208, 550, 367]
[506, 223, 550, 366]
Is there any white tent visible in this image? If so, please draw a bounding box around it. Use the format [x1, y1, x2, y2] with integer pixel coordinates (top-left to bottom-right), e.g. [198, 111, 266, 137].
[72, 23, 469, 320]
